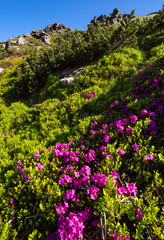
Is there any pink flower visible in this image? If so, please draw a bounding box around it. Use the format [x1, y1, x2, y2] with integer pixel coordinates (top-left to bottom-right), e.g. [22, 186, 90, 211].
[80, 165, 91, 176]
[34, 153, 40, 159]
[117, 187, 128, 195]
[19, 168, 25, 175]
[110, 170, 120, 178]
[145, 154, 154, 161]
[90, 121, 98, 126]
[132, 144, 140, 151]
[24, 175, 29, 180]
[136, 210, 144, 220]
[126, 182, 137, 196]
[35, 163, 44, 169]
[102, 135, 111, 143]
[86, 186, 100, 200]
[58, 174, 73, 185]
[130, 115, 138, 122]
[125, 127, 131, 135]
[56, 202, 69, 214]
[99, 145, 107, 152]
[117, 149, 126, 155]
[141, 109, 148, 115]
[17, 161, 22, 168]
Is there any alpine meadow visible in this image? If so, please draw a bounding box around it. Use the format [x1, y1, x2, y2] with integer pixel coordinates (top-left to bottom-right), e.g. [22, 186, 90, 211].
[0, 6, 164, 240]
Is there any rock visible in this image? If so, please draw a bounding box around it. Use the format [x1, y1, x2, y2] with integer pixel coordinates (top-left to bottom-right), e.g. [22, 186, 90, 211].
[9, 38, 18, 44]
[31, 30, 47, 39]
[24, 33, 32, 38]
[18, 36, 28, 45]
[41, 35, 51, 44]
[59, 67, 84, 86]
[5, 42, 20, 50]
[72, 67, 84, 78]
[0, 68, 4, 73]
[36, 46, 42, 50]
[0, 44, 6, 49]
[43, 22, 71, 34]
[112, 8, 119, 15]
[90, 8, 131, 26]
[59, 76, 75, 87]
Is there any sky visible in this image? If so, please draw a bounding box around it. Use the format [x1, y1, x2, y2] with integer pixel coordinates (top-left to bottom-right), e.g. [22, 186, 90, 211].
[0, 0, 163, 42]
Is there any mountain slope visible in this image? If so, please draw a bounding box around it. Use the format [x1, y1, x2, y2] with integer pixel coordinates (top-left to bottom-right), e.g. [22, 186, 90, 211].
[0, 7, 164, 240]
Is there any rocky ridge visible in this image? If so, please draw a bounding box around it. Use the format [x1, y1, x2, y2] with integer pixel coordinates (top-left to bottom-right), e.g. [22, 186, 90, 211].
[0, 23, 71, 53]
[90, 8, 130, 25]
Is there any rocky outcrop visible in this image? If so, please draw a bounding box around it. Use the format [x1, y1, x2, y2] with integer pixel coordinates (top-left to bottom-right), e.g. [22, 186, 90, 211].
[31, 30, 47, 39]
[41, 35, 51, 45]
[59, 67, 84, 86]
[18, 36, 28, 45]
[90, 8, 129, 26]
[0, 44, 6, 49]
[43, 22, 71, 35]
[0, 68, 4, 73]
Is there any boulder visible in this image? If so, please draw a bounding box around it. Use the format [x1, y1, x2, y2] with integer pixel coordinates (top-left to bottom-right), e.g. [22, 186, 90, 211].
[43, 22, 71, 34]
[0, 44, 6, 49]
[5, 42, 20, 50]
[24, 33, 32, 38]
[18, 36, 28, 45]
[59, 76, 75, 87]
[0, 68, 4, 73]
[90, 8, 131, 26]
[41, 35, 51, 44]
[9, 38, 17, 44]
[31, 30, 47, 39]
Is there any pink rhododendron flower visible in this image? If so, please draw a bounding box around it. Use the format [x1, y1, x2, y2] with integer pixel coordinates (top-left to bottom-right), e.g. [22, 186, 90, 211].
[102, 135, 111, 143]
[141, 109, 148, 115]
[24, 175, 29, 180]
[99, 145, 107, 152]
[80, 165, 91, 176]
[17, 161, 22, 168]
[35, 163, 44, 169]
[136, 210, 144, 220]
[19, 168, 25, 175]
[90, 121, 98, 126]
[34, 153, 40, 159]
[86, 186, 100, 200]
[132, 144, 140, 151]
[130, 115, 138, 122]
[117, 149, 126, 155]
[58, 174, 73, 185]
[125, 127, 131, 135]
[90, 173, 108, 187]
[110, 170, 120, 178]
[145, 154, 154, 161]
[56, 201, 69, 214]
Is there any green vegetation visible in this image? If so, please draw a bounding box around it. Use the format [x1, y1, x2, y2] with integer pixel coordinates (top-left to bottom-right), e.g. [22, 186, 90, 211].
[0, 8, 164, 240]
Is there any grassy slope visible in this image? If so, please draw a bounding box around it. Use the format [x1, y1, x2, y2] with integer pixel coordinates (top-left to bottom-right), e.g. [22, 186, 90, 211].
[0, 23, 164, 239]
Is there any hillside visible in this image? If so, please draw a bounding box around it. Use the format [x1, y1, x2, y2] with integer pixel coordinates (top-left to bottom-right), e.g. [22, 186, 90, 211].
[0, 7, 164, 240]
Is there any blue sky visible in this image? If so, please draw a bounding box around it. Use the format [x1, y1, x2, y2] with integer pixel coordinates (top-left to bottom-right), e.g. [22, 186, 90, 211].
[0, 0, 163, 42]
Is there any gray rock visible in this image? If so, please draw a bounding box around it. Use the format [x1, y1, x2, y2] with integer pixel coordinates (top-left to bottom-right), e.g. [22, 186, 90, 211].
[0, 68, 4, 73]
[24, 33, 32, 38]
[43, 22, 70, 34]
[5, 42, 20, 50]
[18, 36, 28, 45]
[41, 35, 51, 44]
[59, 76, 75, 87]
[31, 30, 47, 39]
[90, 8, 131, 26]
[9, 38, 18, 44]
[0, 44, 6, 49]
